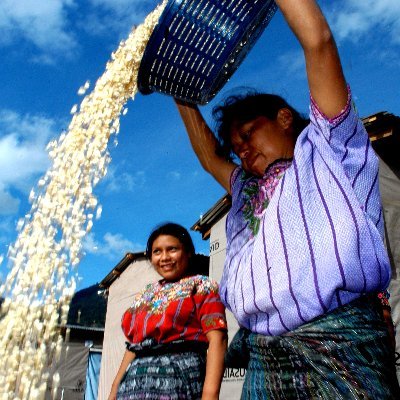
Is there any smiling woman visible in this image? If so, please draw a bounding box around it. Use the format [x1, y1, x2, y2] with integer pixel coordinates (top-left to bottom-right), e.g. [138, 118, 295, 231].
[150, 234, 191, 282]
[108, 223, 228, 400]
[146, 222, 196, 279]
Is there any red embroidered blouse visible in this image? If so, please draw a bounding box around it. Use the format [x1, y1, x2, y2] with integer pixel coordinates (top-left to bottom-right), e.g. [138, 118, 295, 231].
[121, 275, 227, 346]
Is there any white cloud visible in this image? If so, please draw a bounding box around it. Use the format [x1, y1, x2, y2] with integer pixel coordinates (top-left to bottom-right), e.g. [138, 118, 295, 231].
[0, 109, 59, 214]
[90, 0, 143, 6]
[277, 49, 305, 78]
[103, 166, 146, 192]
[0, 0, 77, 56]
[0, 218, 15, 281]
[0, 0, 158, 59]
[88, 0, 154, 19]
[0, 185, 20, 216]
[77, 0, 157, 39]
[167, 171, 181, 181]
[330, 0, 400, 45]
[83, 231, 143, 260]
[0, 217, 15, 245]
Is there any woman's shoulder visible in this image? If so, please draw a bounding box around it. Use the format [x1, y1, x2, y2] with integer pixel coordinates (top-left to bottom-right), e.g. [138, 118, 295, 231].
[309, 85, 356, 128]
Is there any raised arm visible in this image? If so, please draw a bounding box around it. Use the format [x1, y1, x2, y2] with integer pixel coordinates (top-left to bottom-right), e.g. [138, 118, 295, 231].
[175, 99, 237, 193]
[276, 0, 348, 118]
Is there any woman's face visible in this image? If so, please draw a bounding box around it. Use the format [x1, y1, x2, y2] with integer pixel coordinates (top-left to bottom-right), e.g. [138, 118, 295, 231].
[230, 112, 295, 177]
[151, 234, 191, 282]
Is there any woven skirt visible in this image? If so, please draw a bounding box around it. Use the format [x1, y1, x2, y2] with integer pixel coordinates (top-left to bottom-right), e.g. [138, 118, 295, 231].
[239, 296, 400, 399]
[117, 351, 206, 400]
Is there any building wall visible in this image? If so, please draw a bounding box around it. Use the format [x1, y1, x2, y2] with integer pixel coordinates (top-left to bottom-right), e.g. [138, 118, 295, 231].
[97, 258, 159, 400]
[380, 159, 400, 382]
[45, 343, 89, 400]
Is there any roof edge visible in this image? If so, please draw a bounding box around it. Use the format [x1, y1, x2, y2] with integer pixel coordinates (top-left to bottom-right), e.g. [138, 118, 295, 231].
[99, 251, 146, 288]
[191, 194, 231, 239]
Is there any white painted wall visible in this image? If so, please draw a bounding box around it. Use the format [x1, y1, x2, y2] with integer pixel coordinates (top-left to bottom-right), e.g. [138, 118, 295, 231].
[97, 258, 159, 400]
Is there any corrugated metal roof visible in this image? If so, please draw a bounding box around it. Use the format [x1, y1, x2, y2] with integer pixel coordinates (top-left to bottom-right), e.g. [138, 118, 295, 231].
[63, 324, 105, 332]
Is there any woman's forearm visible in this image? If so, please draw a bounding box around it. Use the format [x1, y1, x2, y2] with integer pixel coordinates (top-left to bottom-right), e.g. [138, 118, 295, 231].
[202, 330, 228, 400]
[108, 349, 136, 399]
[175, 100, 218, 171]
[175, 99, 236, 192]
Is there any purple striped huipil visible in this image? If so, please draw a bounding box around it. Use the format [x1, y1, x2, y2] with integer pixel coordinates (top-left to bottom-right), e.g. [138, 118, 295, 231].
[219, 90, 391, 336]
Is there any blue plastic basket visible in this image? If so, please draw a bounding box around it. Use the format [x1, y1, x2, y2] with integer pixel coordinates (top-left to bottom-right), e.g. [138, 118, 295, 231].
[138, 0, 277, 104]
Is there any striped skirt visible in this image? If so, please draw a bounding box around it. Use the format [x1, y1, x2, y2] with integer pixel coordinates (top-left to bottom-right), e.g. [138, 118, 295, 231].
[239, 296, 400, 399]
[117, 351, 206, 400]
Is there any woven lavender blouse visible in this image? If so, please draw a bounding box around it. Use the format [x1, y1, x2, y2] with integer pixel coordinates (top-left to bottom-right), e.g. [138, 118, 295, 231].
[219, 89, 391, 336]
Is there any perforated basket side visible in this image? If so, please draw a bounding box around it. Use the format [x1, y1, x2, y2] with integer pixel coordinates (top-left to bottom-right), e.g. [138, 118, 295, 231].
[138, 0, 277, 104]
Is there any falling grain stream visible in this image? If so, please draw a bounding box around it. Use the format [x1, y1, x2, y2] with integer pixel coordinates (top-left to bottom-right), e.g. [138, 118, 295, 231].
[0, 3, 167, 399]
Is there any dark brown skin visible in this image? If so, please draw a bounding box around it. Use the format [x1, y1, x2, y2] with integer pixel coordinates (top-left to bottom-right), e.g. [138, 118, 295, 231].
[383, 308, 396, 350]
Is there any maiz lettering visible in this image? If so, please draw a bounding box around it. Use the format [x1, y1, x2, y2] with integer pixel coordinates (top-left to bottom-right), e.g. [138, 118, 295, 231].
[223, 368, 246, 379]
[210, 241, 220, 253]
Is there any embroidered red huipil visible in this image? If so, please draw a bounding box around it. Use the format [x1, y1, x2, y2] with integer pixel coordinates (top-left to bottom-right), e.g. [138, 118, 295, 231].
[121, 275, 227, 346]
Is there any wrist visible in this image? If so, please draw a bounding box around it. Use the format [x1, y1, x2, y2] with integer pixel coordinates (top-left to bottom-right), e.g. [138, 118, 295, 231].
[201, 386, 219, 398]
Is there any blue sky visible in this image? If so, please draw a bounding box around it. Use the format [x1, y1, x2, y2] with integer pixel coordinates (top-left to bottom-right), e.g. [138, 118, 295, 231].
[0, 0, 399, 291]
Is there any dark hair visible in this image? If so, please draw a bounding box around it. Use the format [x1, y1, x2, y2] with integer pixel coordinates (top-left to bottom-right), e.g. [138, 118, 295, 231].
[212, 91, 309, 160]
[146, 222, 209, 276]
